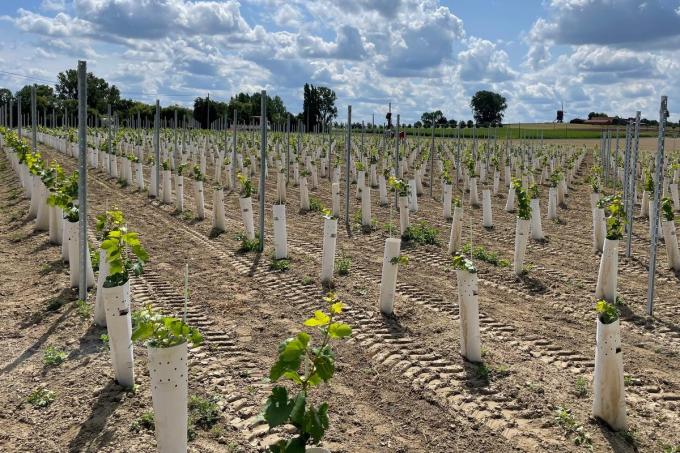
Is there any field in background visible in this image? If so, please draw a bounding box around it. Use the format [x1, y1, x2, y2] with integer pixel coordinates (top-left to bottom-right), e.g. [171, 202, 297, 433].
[356, 122, 679, 140]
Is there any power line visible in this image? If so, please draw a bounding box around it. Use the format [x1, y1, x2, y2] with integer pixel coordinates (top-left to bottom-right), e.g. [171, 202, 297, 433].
[0, 69, 57, 85]
[0, 69, 197, 98]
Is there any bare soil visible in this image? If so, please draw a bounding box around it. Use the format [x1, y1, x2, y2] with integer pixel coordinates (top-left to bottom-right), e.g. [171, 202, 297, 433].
[1, 136, 679, 453]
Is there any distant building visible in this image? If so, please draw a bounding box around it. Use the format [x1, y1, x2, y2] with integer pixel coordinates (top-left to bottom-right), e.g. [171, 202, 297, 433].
[584, 117, 613, 125]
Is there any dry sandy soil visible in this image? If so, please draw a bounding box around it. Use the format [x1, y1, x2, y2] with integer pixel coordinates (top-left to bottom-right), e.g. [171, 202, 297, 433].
[0, 135, 679, 452]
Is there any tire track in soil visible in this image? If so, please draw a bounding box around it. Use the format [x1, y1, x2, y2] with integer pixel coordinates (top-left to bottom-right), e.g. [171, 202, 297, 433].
[38, 142, 287, 451]
[39, 141, 557, 451]
[39, 140, 522, 451]
[38, 136, 680, 449]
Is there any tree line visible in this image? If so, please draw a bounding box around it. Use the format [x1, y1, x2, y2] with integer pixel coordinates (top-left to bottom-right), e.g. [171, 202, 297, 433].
[0, 69, 343, 130]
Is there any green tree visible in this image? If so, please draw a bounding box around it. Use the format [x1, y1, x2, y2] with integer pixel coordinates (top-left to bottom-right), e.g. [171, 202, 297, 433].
[224, 92, 290, 129]
[15, 84, 57, 121]
[316, 86, 337, 125]
[470, 90, 507, 126]
[420, 110, 447, 128]
[302, 84, 337, 131]
[0, 88, 12, 105]
[193, 97, 222, 129]
[55, 69, 121, 116]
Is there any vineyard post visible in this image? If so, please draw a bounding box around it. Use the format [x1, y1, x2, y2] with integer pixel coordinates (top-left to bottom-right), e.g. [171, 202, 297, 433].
[107, 104, 112, 173]
[183, 263, 189, 323]
[361, 120, 364, 150]
[615, 127, 620, 180]
[233, 109, 237, 189]
[430, 122, 434, 198]
[31, 85, 37, 151]
[154, 99, 160, 198]
[327, 117, 331, 182]
[608, 128, 613, 185]
[174, 109, 178, 164]
[623, 120, 632, 256]
[345, 105, 351, 230]
[395, 114, 400, 206]
[286, 114, 290, 183]
[258, 90, 267, 252]
[626, 112, 641, 257]
[77, 60, 88, 301]
[646, 96, 668, 317]
[222, 105, 227, 168]
[17, 95, 22, 138]
[600, 130, 604, 182]
[297, 120, 301, 154]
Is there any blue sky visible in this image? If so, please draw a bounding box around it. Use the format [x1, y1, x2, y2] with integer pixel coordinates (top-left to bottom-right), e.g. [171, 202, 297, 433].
[0, 0, 678, 123]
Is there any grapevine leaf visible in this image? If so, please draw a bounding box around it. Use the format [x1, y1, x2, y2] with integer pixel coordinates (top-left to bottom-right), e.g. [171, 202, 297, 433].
[304, 310, 330, 327]
[314, 353, 335, 382]
[303, 403, 329, 444]
[263, 386, 291, 429]
[289, 391, 306, 427]
[328, 322, 352, 339]
[329, 302, 344, 315]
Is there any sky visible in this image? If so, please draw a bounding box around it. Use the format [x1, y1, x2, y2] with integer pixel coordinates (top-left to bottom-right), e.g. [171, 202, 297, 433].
[0, 0, 678, 124]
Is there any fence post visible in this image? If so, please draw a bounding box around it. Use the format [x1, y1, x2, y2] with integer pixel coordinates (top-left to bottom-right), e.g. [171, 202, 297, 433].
[345, 106, 352, 230]
[77, 60, 88, 301]
[259, 91, 267, 252]
[646, 97, 668, 317]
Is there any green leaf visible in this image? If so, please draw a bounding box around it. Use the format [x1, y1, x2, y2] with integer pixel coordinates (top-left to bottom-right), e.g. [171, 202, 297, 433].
[289, 391, 306, 427]
[306, 372, 322, 387]
[314, 353, 335, 382]
[269, 360, 288, 382]
[262, 386, 291, 429]
[100, 239, 117, 250]
[282, 371, 303, 384]
[303, 403, 329, 444]
[328, 322, 352, 339]
[304, 310, 330, 327]
[280, 337, 307, 363]
[329, 302, 344, 315]
[131, 323, 154, 342]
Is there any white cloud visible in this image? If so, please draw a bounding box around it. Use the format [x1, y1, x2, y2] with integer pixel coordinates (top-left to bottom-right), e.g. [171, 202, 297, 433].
[530, 0, 680, 48]
[41, 0, 66, 12]
[274, 4, 303, 28]
[1, 0, 677, 123]
[458, 37, 516, 83]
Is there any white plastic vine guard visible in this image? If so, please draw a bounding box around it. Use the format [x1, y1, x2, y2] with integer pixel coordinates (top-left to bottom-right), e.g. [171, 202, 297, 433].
[398, 196, 410, 236]
[212, 188, 226, 232]
[529, 198, 544, 240]
[595, 239, 618, 303]
[482, 189, 493, 228]
[592, 318, 627, 431]
[379, 237, 401, 315]
[94, 248, 109, 327]
[149, 342, 188, 453]
[273, 204, 288, 260]
[320, 217, 338, 284]
[102, 280, 135, 387]
[513, 218, 530, 275]
[448, 206, 464, 254]
[239, 196, 255, 240]
[456, 269, 481, 362]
